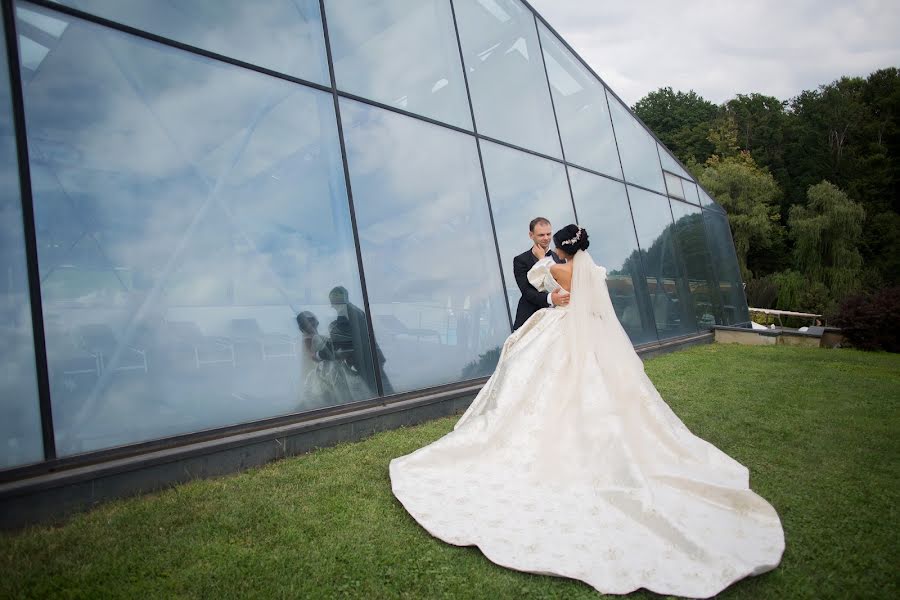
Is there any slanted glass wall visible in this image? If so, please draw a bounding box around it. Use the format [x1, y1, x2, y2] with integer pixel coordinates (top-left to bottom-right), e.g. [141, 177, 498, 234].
[0, 0, 750, 468]
[0, 20, 43, 468]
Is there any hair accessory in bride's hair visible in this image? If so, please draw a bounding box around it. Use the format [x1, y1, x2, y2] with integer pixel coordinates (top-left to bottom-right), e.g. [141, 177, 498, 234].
[560, 227, 583, 246]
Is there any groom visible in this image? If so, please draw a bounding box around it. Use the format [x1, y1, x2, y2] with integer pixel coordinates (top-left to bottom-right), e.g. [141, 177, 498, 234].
[512, 217, 569, 330]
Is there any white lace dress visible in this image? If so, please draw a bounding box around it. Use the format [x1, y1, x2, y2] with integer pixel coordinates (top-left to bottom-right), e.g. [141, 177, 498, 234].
[389, 251, 784, 598]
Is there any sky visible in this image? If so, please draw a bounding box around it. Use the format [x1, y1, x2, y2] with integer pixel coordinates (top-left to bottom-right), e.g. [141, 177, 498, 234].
[527, 0, 900, 107]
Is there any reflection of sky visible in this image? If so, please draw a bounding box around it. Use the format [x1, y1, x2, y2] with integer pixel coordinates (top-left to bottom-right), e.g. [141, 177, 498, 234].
[658, 142, 692, 180]
[18, 5, 375, 456]
[567, 168, 637, 271]
[480, 140, 575, 315]
[607, 96, 666, 194]
[538, 22, 621, 179]
[454, 0, 561, 157]
[53, 0, 329, 84]
[325, 0, 472, 130]
[0, 19, 43, 467]
[340, 98, 509, 392]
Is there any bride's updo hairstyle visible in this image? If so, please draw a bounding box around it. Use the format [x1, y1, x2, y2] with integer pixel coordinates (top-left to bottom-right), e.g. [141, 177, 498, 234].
[553, 224, 590, 253]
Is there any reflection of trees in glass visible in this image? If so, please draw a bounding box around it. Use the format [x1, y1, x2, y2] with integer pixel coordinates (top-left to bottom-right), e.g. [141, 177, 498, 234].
[670, 212, 723, 325]
[460, 346, 501, 380]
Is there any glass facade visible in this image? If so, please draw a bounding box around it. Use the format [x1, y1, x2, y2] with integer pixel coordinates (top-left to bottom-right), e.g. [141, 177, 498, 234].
[480, 140, 575, 316]
[0, 0, 750, 471]
[0, 20, 42, 468]
[627, 186, 698, 339]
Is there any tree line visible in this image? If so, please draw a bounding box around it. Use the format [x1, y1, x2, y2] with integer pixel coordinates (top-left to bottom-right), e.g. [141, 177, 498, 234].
[633, 67, 899, 317]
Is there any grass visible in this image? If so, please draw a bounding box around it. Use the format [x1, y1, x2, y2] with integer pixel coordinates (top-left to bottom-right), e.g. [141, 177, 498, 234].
[1, 344, 898, 599]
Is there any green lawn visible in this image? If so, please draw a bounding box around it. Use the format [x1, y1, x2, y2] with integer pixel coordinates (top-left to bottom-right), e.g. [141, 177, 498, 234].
[2, 345, 898, 599]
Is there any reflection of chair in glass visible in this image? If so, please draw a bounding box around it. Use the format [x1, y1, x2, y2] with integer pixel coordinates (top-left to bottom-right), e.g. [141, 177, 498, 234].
[376, 314, 442, 344]
[165, 321, 235, 369]
[229, 318, 295, 360]
[76, 324, 148, 374]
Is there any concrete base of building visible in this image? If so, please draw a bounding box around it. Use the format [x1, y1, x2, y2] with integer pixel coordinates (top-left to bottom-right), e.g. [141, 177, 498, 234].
[713, 325, 844, 348]
[0, 331, 713, 530]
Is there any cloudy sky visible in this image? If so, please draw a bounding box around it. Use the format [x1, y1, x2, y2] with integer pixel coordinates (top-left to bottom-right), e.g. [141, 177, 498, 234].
[528, 0, 900, 107]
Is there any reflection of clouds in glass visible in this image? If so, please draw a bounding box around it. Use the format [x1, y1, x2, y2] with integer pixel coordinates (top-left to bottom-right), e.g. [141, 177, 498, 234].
[325, 0, 471, 129]
[57, 0, 329, 84]
[0, 18, 42, 467]
[455, 0, 561, 157]
[538, 22, 621, 179]
[607, 96, 666, 194]
[480, 140, 575, 314]
[19, 7, 375, 456]
[567, 168, 636, 270]
[658, 142, 692, 180]
[340, 98, 509, 392]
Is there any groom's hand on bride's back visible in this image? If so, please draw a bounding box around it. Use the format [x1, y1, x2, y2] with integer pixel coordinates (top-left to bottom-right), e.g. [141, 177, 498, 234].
[551, 289, 570, 306]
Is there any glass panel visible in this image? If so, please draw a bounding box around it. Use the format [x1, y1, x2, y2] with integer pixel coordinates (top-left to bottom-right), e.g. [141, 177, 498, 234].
[0, 22, 43, 468]
[703, 209, 750, 325]
[664, 172, 685, 199]
[683, 180, 701, 205]
[670, 200, 723, 329]
[454, 0, 561, 157]
[537, 23, 621, 178]
[52, 0, 329, 85]
[340, 98, 509, 391]
[18, 4, 376, 457]
[699, 188, 726, 212]
[608, 96, 666, 193]
[480, 140, 575, 317]
[568, 168, 657, 344]
[658, 142, 692, 180]
[627, 186, 699, 338]
[325, 0, 472, 130]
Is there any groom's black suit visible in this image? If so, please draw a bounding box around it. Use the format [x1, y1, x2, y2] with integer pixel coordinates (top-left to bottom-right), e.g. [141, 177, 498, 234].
[512, 248, 560, 331]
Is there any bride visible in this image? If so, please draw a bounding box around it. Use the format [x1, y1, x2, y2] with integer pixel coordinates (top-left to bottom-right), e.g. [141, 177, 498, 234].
[389, 225, 784, 598]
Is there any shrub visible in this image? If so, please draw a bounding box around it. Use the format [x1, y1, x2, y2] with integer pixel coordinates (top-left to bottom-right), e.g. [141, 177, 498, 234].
[746, 275, 778, 309]
[832, 286, 900, 352]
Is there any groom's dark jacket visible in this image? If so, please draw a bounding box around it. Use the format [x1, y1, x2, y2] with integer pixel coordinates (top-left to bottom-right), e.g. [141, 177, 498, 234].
[512, 248, 560, 331]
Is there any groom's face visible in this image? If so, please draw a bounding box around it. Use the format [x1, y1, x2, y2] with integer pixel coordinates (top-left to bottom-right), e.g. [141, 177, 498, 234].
[530, 223, 552, 251]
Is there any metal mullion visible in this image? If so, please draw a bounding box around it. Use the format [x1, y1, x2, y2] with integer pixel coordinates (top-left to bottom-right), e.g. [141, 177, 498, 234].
[335, 89, 475, 137]
[665, 196, 702, 335]
[0, 374, 491, 484]
[518, 0, 699, 185]
[2, 0, 55, 460]
[532, 12, 578, 224]
[21, 0, 333, 95]
[700, 207, 736, 326]
[449, 0, 513, 332]
[318, 0, 384, 397]
[603, 86, 660, 343]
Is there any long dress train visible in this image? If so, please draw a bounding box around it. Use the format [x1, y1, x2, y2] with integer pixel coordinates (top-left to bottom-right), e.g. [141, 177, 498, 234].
[389, 250, 783, 598]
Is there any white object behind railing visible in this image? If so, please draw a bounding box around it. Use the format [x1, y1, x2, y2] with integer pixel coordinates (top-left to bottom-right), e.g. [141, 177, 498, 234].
[749, 307, 824, 327]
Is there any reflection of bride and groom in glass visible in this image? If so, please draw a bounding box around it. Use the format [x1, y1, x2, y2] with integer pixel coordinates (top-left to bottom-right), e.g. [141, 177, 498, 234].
[390, 219, 784, 598]
[295, 286, 391, 409]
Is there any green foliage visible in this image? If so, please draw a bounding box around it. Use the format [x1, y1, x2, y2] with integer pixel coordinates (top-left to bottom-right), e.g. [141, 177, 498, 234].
[2, 345, 898, 599]
[698, 152, 782, 280]
[633, 86, 718, 164]
[635, 66, 900, 308]
[834, 286, 900, 351]
[789, 181, 865, 303]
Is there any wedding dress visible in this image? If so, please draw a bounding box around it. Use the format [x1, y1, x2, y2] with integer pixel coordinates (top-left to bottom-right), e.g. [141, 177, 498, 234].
[389, 250, 784, 598]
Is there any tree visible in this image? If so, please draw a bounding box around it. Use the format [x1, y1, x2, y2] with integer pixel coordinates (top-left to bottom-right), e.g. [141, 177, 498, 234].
[633, 87, 718, 164]
[697, 152, 782, 281]
[788, 181, 865, 304]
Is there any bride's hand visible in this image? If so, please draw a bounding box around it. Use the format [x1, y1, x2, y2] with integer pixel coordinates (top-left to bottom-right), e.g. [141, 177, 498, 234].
[551, 289, 570, 306]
